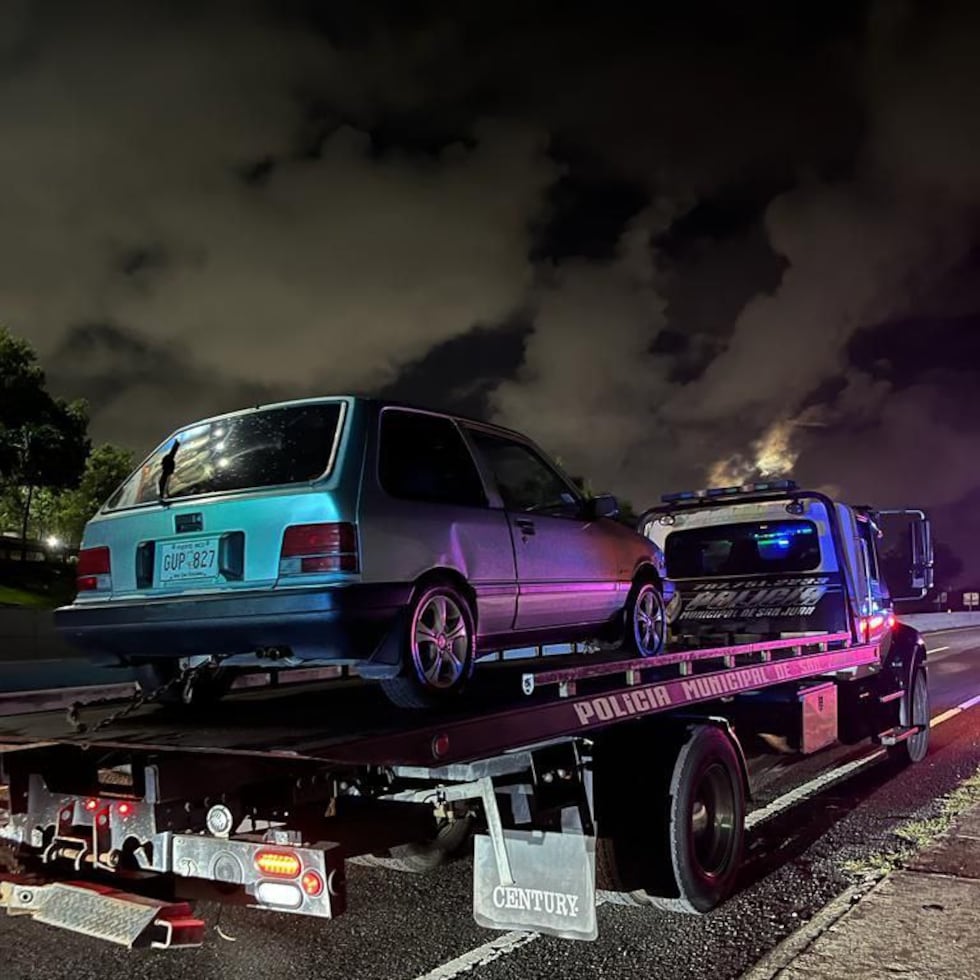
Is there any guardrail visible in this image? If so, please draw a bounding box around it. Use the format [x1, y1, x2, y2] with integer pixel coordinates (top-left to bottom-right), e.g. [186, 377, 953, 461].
[900, 611, 980, 631]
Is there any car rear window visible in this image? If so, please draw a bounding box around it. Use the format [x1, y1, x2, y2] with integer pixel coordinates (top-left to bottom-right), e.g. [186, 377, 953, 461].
[665, 520, 821, 578]
[105, 402, 345, 510]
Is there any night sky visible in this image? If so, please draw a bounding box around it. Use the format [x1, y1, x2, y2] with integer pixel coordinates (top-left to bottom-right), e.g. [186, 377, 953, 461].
[4, 1, 980, 584]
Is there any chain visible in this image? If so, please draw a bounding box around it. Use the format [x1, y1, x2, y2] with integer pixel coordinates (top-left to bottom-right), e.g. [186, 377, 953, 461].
[66, 662, 212, 734]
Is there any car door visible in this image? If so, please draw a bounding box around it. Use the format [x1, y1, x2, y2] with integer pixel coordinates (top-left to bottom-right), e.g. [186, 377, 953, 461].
[463, 426, 625, 632]
[360, 409, 518, 639]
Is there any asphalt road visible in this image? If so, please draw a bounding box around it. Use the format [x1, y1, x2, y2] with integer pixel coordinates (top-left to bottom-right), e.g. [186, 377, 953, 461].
[1, 628, 979, 980]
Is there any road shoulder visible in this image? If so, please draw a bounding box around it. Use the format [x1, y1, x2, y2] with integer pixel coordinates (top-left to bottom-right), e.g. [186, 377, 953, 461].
[742, 782, 980, 980]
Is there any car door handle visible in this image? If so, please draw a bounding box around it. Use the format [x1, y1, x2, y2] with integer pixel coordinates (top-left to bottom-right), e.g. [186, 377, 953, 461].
[515, 518, 536, 537]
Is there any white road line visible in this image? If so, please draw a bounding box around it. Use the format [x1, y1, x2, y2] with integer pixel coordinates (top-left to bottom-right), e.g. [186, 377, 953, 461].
[745, 751, 885, 829]
[928, 646, 950, 654]
[415, 690, 980, 980]
[412, 930, 540, 980]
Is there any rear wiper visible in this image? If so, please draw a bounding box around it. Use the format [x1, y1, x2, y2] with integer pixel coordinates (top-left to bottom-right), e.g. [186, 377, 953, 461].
[158, 440, 180, 500]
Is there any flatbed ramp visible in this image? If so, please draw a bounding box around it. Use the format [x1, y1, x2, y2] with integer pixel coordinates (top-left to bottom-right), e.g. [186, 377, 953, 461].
[0, 633, 865, 766]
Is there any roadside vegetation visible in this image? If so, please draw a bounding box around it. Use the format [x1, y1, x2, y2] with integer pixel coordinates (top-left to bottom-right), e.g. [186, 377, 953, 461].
[843, 766, 980, 882]
[0, 327, 133, 606]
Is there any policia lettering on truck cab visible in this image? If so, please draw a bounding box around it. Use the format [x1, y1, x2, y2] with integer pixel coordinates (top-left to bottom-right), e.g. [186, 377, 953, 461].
[678, 575, 833, 621]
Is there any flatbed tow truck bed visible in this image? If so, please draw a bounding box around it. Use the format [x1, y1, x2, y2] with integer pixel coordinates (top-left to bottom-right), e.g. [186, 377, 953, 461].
[0, 630, 924, 948]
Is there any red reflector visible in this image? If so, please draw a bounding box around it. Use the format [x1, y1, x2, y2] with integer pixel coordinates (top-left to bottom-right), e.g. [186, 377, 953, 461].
[432, 733, 450, 759]
[84, 798, 99, 812]
[254, 850, 302, 879]
[300, 870, 324, 897]
[300, 556, 344, 573]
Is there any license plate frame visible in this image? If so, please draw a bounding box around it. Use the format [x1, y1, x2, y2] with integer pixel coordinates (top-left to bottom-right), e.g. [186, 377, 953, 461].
[157, 537, 221, 585]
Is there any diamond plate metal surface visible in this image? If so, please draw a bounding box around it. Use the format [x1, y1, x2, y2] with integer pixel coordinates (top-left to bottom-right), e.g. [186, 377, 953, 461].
[32, 885, 158, 946]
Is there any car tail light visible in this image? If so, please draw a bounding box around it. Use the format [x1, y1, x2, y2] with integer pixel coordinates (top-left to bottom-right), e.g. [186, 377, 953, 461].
[77, 546, 111, 592]
[279, 523, 358, 576]
[254, 850, 302, 879]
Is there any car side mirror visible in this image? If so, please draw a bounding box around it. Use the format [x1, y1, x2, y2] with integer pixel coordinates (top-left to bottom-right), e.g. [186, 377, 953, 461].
[587, 494, 619, 520]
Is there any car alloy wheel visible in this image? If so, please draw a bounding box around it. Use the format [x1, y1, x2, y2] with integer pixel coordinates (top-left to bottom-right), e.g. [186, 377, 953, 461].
[411, 591, 470, 690]
[632, 582, 666, 657]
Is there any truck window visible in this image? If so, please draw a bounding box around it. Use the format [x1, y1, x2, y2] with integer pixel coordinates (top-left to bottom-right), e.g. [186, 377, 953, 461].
[665, 520, 821, 578]
[856, 516, 889, 606]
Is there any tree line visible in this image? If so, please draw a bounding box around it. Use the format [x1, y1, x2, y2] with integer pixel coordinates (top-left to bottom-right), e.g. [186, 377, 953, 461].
[0, 327, 134, 557]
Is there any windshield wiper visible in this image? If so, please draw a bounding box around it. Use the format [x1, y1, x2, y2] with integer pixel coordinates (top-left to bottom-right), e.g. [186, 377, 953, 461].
[158, 440, 180, 500]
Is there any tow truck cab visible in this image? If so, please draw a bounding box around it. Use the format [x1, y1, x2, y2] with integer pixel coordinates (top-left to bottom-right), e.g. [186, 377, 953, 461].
[639, 480, 934, 651]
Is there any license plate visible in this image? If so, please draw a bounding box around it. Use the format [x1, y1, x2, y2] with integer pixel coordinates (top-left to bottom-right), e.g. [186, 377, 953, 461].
[158, 538, 220, 584]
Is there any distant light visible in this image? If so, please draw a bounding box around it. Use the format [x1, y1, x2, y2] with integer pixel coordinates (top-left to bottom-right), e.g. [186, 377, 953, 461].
[45, 535, 62, 550]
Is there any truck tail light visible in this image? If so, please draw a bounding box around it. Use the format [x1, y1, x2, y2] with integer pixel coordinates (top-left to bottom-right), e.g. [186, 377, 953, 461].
[77, 546, 112, 592]
[859, 613, 894, 643]
[279, 523, 358, 576]
[254, 850, 302, 879]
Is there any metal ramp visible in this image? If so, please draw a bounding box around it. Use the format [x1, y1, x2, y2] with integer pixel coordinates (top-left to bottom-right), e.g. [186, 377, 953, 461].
[2, 879, 205, 948]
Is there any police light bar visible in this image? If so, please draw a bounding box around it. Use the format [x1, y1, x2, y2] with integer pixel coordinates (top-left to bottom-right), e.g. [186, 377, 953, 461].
[661, 479, 798, 504]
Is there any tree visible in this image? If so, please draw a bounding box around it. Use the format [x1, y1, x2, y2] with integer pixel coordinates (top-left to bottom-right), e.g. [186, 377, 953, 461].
[50, 443, 135, 547]
[0, 328, 90, 557]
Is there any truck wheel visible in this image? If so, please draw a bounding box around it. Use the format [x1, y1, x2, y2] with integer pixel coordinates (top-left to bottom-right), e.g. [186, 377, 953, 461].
[350, 816, 473, 873]
[380, 582, 475, 709]
[622, 578, 667, 657]
[595, 725, 744, 913]
[666, 725, 745, 913]
[889, 665, 929, 765]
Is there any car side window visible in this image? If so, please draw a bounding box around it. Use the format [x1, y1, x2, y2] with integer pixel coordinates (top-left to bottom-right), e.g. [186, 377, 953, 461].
[379, 411, 487, 507]
[466, 429, 579, 515]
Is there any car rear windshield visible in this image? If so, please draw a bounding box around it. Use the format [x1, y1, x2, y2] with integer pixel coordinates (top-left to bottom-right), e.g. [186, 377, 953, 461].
[665, 520, 821, 578]
[105, 402, 345, 510]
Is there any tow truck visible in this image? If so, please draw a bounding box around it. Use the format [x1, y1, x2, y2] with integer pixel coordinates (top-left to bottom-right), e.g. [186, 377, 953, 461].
[0, 481, 934, 948]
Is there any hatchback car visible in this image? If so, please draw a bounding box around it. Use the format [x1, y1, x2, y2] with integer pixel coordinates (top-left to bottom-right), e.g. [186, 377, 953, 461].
[56, 397, 668, 708]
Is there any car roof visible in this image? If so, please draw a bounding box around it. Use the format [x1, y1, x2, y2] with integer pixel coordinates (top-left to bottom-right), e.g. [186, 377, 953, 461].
[164, 395, 531, 445]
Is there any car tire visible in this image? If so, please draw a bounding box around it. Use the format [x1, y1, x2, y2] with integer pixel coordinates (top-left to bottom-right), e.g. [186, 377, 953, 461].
[622, 577, 667, 657]
[380, 581, 476, 709]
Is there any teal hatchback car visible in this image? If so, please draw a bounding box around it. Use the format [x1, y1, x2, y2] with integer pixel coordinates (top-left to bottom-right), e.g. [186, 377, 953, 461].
[56, 397, 669, 707]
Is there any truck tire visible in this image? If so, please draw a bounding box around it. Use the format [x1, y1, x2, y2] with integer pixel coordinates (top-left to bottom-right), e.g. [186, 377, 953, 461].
[666, 725, 745, 913]
[380, 581, 475, 709]
[622, 577, 667, 657]
[349, 816, 473, 874]
[595, 724, 744, 913]
[888, 665, 929, 766]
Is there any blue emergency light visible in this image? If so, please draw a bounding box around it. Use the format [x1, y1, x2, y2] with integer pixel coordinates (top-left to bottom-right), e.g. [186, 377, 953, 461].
[661, 479, 798, 504]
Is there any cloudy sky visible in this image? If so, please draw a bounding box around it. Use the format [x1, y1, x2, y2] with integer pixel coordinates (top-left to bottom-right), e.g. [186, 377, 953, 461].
[4, 1, 980, 584]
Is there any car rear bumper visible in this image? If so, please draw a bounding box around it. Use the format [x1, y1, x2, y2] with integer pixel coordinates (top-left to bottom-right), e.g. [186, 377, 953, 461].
[54, 584, 413, 667]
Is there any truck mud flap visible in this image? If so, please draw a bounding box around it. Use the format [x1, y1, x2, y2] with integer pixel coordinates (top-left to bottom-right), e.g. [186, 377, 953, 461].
[1, 879, 205, 948]
[473, 830, 597, 941]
